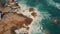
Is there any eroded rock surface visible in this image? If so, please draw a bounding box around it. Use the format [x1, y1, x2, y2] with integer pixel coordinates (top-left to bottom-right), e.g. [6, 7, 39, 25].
[0, 0, 38, 34]
[0, 13, 33, 34]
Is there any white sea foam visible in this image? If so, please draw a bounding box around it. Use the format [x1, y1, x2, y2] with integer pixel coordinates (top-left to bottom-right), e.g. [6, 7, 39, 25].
[47, 0, 60, 9]
[15, 0, 51, 34]
[15, 2, 43, 34]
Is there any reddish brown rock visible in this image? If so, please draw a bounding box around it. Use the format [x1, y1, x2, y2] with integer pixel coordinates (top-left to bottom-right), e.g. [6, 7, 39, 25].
[52, 17, 58, 23]
[0, 13, 33, 34]
[31, 11, 37, 17]
[29, 7, 35, 12]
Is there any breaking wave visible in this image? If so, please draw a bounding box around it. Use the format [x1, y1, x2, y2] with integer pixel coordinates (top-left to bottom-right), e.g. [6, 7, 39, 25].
[17, 0, 58, 34]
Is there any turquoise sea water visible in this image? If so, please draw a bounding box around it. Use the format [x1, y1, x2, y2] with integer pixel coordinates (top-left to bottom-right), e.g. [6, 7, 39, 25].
[2, 0, 60, 34]
[17, 0, 60, 34]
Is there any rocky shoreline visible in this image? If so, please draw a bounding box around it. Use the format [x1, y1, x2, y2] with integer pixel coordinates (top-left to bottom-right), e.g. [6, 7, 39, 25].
[0, 0, 38, 34]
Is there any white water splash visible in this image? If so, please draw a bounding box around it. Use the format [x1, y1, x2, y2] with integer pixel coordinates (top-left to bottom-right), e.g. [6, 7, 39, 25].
[15, 0, 51, 34]
[47, 0, 60, 9]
